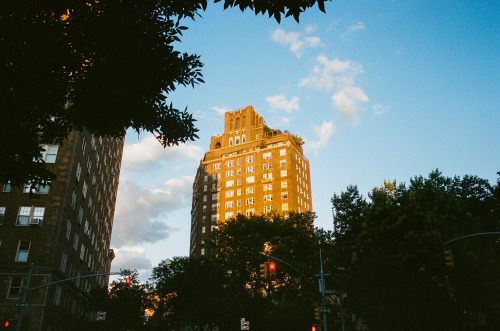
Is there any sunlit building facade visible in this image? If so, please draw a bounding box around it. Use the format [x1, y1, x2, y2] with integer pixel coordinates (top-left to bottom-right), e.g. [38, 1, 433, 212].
[0, 130, 123, 330]
[190, 106, 312, 257]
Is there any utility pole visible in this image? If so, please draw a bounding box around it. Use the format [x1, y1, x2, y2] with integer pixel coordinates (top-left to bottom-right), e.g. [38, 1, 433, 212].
[16, 263, 34, 331]
[318, 249, 328, 331]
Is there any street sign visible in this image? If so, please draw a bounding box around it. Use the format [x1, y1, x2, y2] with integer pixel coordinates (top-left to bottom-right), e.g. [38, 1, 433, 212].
[15, 303, 30, 308]
[241, 321, 250, 330]
[96, 311, 107, 321]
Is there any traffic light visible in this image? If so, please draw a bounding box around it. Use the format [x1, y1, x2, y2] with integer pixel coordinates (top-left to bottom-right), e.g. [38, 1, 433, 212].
[259, 263, 268, 278]
[125, 277, 131, 287]
[268, 262, 276, 278]
[444, 249, 454, 267]
[314, 307, 321, 321]
[312, 326, 316, 331]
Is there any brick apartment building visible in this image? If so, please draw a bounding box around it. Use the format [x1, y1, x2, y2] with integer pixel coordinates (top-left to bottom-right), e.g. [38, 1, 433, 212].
[0, 130, 123, 330]
[190, 106, 312, 257]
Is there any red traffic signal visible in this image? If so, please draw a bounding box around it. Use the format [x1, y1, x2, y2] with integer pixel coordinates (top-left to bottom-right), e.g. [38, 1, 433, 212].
[5, 320, 10, 327]
[125, 278, 131, 287]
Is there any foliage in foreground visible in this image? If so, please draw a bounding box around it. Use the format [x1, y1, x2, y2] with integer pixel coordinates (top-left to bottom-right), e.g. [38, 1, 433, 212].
[150, 212, 336, 331]
[331, 170, 500, 331]
[0, 0, 329, 187]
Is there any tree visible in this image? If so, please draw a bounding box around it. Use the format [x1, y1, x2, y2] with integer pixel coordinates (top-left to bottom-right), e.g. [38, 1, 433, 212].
[90, 270, 153, 330]
[0, 0, 329, 187]
[151, 256, 237, 330]
[331, 170, 500, 331]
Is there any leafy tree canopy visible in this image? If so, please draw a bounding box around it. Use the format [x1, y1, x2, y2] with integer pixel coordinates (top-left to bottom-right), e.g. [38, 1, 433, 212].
[0, 0, 329, 186]
[331, 170, 500, 331]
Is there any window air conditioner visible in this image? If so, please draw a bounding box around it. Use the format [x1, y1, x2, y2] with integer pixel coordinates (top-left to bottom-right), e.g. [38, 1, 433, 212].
[29, 218, 41, 226]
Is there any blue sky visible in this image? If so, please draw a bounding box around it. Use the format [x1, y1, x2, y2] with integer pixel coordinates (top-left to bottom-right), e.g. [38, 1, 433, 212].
[109, 0, 499, 280]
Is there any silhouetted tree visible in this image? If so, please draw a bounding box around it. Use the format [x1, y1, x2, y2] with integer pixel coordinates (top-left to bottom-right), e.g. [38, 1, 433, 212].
[0, 0, 329, 187]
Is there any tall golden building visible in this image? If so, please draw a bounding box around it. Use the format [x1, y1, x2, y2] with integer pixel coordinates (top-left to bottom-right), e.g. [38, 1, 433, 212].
[190, 106, 312, 257]
[0, 130, 123, 330]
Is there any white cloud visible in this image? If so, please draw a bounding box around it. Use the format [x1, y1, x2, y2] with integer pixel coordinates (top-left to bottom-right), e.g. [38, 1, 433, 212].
[347, 21, 366, 33]
[305, 24, 318, 34]
[111, 175, 194, 248]
[372, 104, 390, 116]
[299, 55, 368, 124]
[271, 28, 321, 58]
[306, 121, 337, 151]
[112, 247, 153, 271]
[332, 86, 369, 124]
[123, 134, 204, 167]
[211, 106, 232, 116]
[266, 94, 300, 113]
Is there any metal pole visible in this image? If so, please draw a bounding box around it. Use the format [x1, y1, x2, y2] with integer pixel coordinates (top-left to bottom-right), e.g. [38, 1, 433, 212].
[319, 249, 327, 331]
[16, 262, 34, 331]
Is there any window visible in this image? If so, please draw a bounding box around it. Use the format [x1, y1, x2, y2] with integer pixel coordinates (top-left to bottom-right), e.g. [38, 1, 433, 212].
[225, 201, 233, 208]
[263, 183, 272, 191]
[201, 248, 205, 255]
[280, 159, 286, 167]
[235, 136, 240, 144]
[237, 189, 241, 196]
[282, 203, 289, 211]
[202, 216, 207, 223]
[237, 199, 241, 207]
[78, 207, 83, 223]
[23, 182, 50, 194]
[246, 197, 255, 205]
[211, 183, 216, 190]
[81, 137, 86, 152]
[281, 192, 288, 199]
[246, 166, 254, 173]
[226, 160, 234, 167]
[65, 220, 72, 239]
[281, 170, 287, 177]
[281, 181, 288, 188]
[7, 277, 24, 299]
[280, 149, 286, 156]
[213, 163, 221, 170]
[226, 180, 234, 187]
[0, 207, 5, 225]
[246, 187, 255, 194]
[225, 211, 234, 220]
[212, 174, 217, 180]
[82, 181, 88, 198]
[264, 205, 273, 213]
[71, 190, 77, 209]
[263, 152, 272, 159]
[211, 214, 219, 222]
[242, 135, 246, 143]
[246, 156, 254, 163]
[15, 240, 31, 262]
[237, 168, 242, 175]
[237, 178, 242, 186]
[246, 209, 255, 216]
[237, 158, 242, 165]
[87, 156, 92, 174]
[225, 190, 234, 198]
[60, 251, 68, 272]
[203, 185, 207, 192]
[263, 163, 268, 170]
[202, 226, 206, 234]
[80, 244, 86, 260]
[73, 233, 79, 250]
[268, 162, 272, 169]
[246, 176, 255, 183]
[226, 170, 234, 177]
[212, 193, 220, 200]
[229, 138, 233, 146]
[202, 205, 207, 212]
[3, 181, 11, 192]
[54, 285, 62, 305]
[211, 203, 220, 211]
[204, 175, 208, 182]
[264, 194, 273, 202]
[17, 206, 45, 226]
[76, 163, 82, 181]
[41, 145, 59, 163]
[203, 195, 207, 202]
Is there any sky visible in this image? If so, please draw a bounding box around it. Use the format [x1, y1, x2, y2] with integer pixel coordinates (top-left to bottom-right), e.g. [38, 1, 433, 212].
[109, 0, 499, 281]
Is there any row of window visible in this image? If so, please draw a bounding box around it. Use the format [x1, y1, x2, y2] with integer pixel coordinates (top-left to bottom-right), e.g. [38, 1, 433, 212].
[0, 206, 45, 226]
[208, 149, 286, 171]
